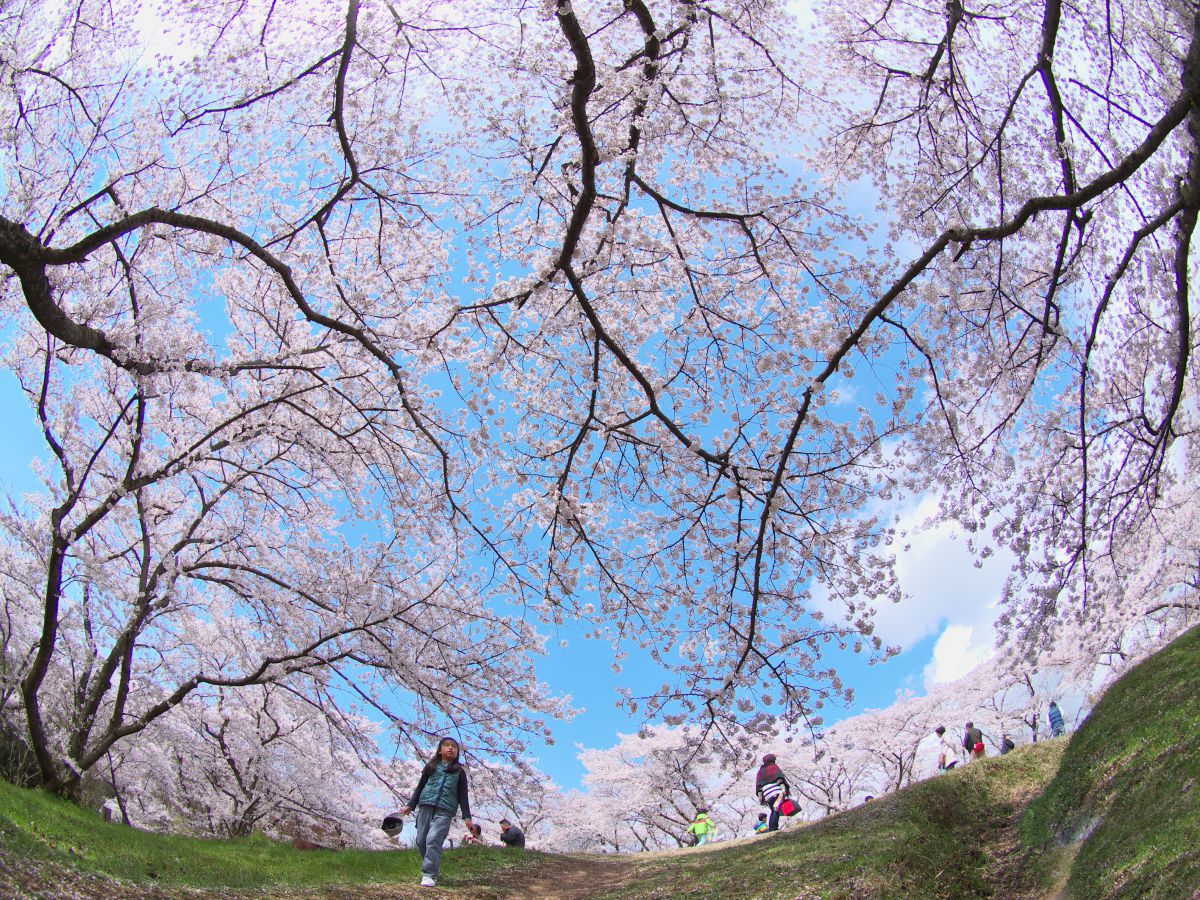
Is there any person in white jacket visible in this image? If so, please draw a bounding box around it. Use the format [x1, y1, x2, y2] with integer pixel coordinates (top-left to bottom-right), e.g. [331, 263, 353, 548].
[934, 725, 961, 771]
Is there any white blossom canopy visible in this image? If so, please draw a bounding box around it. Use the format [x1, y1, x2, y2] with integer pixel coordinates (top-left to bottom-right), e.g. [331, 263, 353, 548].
[1, 0, 1196, 793]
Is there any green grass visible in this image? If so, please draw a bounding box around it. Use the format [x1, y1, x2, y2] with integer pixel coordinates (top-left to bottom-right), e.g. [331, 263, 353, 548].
[1020, 624, 1200, 898]
[0, 780, 539, 894]
[614, 625, 1200, 899]
[601, 742, 1065, 899]
[3, 626, 1199, 897]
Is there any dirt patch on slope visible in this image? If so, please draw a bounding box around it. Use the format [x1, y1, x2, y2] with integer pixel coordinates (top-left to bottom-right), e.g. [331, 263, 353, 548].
[485, 853, 634, 899]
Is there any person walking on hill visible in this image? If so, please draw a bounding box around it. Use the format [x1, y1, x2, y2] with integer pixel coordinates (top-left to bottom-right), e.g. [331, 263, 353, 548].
[1048, 701, 1066, 738]
[754, 813, 769, 834]
[1000, 733, 1016, 755]
[755, 752, 792, 832]
[399, 737, 473, 888]
[963, 722, 985, 761]
[934, 725, 959, 771]
[686, 807, 717, 846]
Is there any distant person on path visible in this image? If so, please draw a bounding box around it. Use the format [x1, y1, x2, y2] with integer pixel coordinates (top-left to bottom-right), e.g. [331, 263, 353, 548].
[499, 818, 526, 848]
[754, 813, 769, 834]
[462, 822, 484, 845]
[686, 808, 717, 846]
[1000, 733, 1016, 755]
[755, 752, 792, 832]
[963, 722, 985, 761]
[935, 725, 959, 771]
[1048, 701, 1066, 738]
[399, 737, 473, 888]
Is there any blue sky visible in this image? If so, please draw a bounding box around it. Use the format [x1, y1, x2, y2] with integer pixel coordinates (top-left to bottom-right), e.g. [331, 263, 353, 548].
[0, 372, 43, 505]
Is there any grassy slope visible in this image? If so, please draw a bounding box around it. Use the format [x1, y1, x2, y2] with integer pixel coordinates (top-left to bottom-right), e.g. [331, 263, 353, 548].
[614, 625, 1200, 899]
[0, 626, 1197, 898]
[602, 742, 1065, 899]
[1020, 624, 1200, 898]
[2, 744, 1066, 899]
[0, 780, 540, 895]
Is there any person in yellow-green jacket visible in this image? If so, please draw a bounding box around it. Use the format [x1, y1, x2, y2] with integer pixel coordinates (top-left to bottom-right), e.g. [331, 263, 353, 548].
[686, 807, 717, 846]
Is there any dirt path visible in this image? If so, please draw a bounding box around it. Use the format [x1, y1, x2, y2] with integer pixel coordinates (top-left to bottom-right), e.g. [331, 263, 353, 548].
[976, 795, 1067, 900]
[487, 853, 635, 899]
[483, 833, 774, 898]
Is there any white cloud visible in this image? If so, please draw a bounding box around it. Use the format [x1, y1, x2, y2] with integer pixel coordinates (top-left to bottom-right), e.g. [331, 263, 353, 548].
[922, 623, 995, 688]
[785, 0, 816, 26]
[868, 493, 1011, 652]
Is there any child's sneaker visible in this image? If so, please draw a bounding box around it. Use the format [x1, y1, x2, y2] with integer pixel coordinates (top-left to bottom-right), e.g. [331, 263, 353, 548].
[420, 874, 436, 887]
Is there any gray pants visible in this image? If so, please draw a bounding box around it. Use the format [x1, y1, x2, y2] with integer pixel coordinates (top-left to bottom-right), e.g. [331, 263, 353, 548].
[414, 805, 454, 878]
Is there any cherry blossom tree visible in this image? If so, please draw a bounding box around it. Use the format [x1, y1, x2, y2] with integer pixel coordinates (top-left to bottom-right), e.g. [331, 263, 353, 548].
[108, 683, 387, 845]
[464, 759, 564, 846]
[2, 0, 1197, 805]
[0, 333, 568, 794]
[547, 726, 757, 851]
[807, 0, 1200, 660]
[838, 698, 935, 795]
[778, 734, 874, 818]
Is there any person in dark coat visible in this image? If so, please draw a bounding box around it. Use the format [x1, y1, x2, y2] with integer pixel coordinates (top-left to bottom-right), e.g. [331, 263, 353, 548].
[963, 722, 985, 761]
[499, 818, 525, 848]
[755, 752, 791, 832]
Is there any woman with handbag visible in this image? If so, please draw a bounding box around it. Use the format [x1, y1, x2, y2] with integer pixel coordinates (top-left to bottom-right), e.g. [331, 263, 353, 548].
[755, 752, 792, 832]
